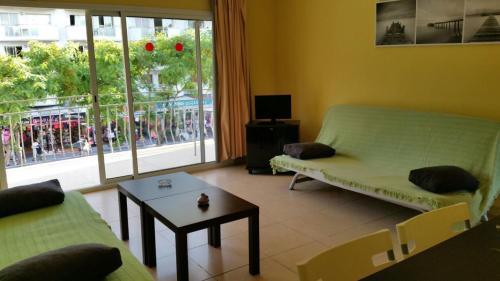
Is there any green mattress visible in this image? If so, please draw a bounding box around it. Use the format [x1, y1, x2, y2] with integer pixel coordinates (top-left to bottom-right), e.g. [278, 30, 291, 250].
[0, 191, 154, 281]
[271, 105, 500, 225]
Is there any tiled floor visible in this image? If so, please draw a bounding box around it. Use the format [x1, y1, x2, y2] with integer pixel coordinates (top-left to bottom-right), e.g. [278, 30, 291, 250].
[84, 165, 422, 281]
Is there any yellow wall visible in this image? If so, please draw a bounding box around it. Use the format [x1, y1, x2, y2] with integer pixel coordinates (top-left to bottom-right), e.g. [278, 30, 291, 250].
[272, 0, 500, 141]
[247, 0, 278, 117]
[247, 0, 277, 94]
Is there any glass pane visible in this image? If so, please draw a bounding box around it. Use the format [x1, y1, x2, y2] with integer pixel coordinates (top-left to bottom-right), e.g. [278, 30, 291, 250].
[127, 17, 213, 173]
[200, 20, 216, 162]
[92, 15, 133, 179]
[0, 6, 99, 190]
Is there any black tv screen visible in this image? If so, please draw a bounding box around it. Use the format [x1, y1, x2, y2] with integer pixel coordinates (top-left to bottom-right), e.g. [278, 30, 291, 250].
[255, 95, 291, 120]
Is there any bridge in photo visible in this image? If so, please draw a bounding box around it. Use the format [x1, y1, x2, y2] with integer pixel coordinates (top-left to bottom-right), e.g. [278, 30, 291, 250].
[469, 15, 500, 42]
[427, 18, 463, 37]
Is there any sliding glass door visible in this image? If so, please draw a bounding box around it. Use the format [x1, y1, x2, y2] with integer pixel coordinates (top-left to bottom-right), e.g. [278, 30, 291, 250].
[90, 13, 134, 180]
[0, 5, 215, 191]
[124, 17, 215, 173]
[0, 6, 100, 190]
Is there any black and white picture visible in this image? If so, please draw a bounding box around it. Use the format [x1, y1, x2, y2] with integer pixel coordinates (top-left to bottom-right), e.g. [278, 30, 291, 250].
[463, 0, 500, 43]
[376, 0, 417, 45]
[416, 0, 465, 44]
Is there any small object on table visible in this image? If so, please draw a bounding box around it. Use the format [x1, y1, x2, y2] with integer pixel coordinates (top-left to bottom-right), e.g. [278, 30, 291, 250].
[158, 179, 172, 188]
[197, 193, 210, 206]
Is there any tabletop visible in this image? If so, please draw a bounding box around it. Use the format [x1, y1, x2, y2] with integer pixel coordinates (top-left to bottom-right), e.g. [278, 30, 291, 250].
[145, 187, 258, 232]
[117, 172, 212, 203]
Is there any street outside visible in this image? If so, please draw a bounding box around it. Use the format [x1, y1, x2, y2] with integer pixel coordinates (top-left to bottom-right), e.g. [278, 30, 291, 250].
[6, 139, 215, 191]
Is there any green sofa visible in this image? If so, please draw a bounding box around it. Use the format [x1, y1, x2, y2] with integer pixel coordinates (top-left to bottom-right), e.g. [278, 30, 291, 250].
[0, 191, 154, 281]
[271, 105, 500, 225]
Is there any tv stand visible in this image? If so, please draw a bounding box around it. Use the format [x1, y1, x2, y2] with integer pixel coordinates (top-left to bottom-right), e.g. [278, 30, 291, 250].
[257, 120, 285, 125]
[246, 120, 300, 174]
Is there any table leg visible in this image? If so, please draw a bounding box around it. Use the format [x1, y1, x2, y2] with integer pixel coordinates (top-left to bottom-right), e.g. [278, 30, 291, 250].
[118, 191, 129, 241]
[208, 225, 221, 248]
[141, 206, 156, 267]
[249, 211, 260, 275]
[175, 232, 189, 281]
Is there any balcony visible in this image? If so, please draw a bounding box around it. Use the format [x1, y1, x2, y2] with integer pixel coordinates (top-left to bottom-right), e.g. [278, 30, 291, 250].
[0, 25, 59, 41]
[1, 93, 215, 191]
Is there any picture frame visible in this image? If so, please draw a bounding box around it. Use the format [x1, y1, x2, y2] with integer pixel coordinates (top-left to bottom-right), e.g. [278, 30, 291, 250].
[375, 0, 500, 47]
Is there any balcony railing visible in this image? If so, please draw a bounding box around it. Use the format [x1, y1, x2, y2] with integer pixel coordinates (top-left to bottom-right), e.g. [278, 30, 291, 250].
[1, 92, 214, 168]
[5, 25, 38, 37]
[93, 26, 116, 37]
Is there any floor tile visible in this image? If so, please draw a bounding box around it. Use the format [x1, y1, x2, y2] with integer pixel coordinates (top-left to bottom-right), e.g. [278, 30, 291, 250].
[147, 254, 212, 281]
[271, 242, 327, 273]
[188, 235, 259, 276]
[236, 223, 314, 257]
[214, 258, 299, 281]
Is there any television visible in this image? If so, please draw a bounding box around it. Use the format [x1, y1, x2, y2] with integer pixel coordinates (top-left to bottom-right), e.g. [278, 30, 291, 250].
[254, 95, 291, 122]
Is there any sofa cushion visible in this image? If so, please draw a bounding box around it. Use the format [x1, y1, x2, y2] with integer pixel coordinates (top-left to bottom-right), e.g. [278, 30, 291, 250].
[0, 179, 64, 218]
[0, 192, 154, 281]
[284, 142, 336, 159]
[409, 166, 480, 194]
[0, 244, 122, 281]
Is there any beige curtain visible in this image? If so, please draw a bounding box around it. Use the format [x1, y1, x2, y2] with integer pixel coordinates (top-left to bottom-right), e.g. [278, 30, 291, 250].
[213, 0, 251, 161]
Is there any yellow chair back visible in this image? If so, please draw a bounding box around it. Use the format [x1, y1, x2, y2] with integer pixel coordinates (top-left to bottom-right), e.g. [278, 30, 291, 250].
[396, 202, 471, 257]
[297, 229, 396, 281]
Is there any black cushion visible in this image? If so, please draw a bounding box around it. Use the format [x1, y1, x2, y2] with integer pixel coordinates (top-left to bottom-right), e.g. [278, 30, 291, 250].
[0, 179, 65, 218]
[0, 244, 122, 281]
[283, 142, 336, 160]
[409, 166, 480, 194]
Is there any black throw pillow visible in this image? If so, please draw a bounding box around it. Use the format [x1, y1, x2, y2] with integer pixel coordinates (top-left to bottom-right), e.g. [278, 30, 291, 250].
[284, 142, 336, 160]
[0, 179, 65, 218]
[0, 244, 122, 281]
[409, 166, 479, 194]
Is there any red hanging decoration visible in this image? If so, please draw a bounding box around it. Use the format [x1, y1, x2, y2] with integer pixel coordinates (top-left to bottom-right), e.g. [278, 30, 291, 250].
[175, 42, 184, 52]
[145, 42, 155, 52]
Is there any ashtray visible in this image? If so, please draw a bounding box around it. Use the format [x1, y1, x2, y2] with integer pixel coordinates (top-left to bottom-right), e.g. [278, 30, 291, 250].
[158, 179, 172, 188]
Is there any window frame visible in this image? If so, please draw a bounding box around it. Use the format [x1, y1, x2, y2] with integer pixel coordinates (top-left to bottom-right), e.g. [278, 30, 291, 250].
[0, 1, 217, 192]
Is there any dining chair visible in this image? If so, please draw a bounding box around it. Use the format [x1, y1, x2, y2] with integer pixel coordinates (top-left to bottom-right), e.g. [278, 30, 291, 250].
[297, 229, 396, 281]
[396, 202, 471, 257]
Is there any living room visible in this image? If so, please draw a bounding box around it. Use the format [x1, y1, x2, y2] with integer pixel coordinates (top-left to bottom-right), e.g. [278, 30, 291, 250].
[1, 0, 500, 280]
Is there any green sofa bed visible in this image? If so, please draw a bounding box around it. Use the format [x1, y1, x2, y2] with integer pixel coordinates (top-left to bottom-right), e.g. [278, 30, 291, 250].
[0, 191, 154, 281]
[271, 105, 500, 225]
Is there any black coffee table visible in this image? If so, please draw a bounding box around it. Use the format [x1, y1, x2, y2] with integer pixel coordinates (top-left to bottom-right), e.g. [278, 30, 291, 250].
[117, 172, 213, 265]
[144, 186, 260, 281]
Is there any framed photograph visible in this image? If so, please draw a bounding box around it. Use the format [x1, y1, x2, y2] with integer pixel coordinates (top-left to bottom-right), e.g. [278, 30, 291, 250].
[376, 0, 417, 46]
[463, 0, 500, 43]
[416, 0, 465, 44]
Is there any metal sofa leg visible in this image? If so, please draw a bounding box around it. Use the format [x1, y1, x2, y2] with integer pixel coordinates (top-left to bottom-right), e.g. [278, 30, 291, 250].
[288, 173, 314, 190]
[481, 214, 489, 222]
[289, 173, 301, 190]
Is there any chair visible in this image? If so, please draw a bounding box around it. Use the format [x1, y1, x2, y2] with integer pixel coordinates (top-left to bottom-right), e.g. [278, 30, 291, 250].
[297, 229, 396, 281]
[396, 202, 471, 257]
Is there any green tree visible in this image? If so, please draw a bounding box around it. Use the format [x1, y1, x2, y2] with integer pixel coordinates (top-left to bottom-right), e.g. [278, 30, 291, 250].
[23, 41, 89, 100]
[200, 30, 214, 90]
[0, 55, 45, 115]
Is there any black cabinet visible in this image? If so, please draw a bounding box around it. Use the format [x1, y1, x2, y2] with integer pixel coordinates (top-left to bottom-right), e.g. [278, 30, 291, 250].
[246, 120, 299, 174]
